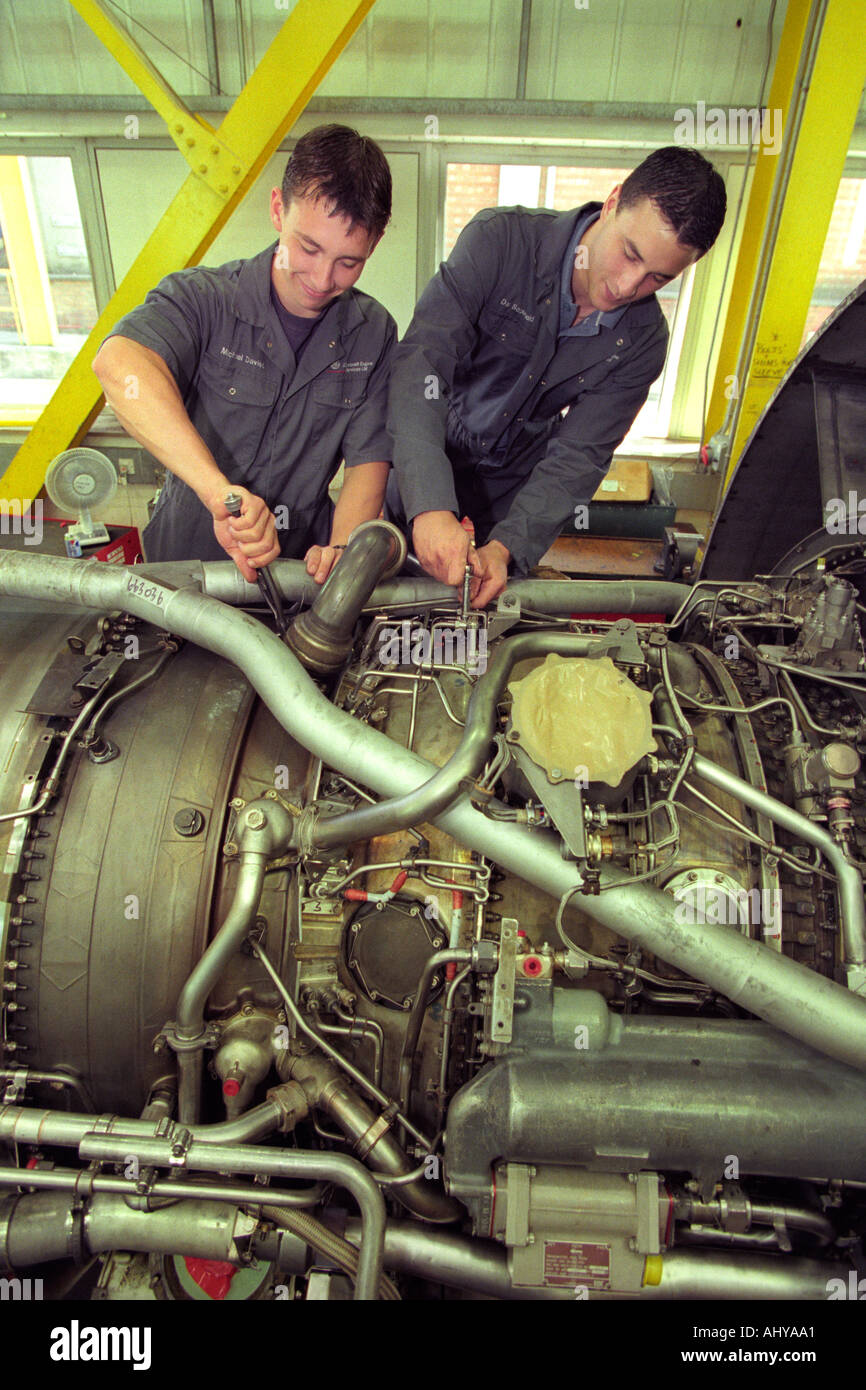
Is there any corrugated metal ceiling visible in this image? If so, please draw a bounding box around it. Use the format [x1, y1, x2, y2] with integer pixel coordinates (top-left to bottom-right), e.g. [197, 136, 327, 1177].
[0, 0, 796, 109]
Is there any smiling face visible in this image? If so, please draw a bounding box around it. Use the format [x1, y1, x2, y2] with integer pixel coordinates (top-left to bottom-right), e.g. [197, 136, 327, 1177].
[269, 189, 378, 319]
[572, 188, 700, 316]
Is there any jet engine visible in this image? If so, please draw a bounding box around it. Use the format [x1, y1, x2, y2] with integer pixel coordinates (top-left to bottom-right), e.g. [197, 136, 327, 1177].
[2, 289, 866, 1303]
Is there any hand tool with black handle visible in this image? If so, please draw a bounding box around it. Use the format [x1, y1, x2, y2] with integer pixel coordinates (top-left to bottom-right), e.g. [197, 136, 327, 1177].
[223, 492, 287, 637]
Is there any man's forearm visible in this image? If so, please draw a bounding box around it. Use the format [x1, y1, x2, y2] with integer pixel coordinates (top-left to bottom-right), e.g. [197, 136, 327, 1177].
[329, 460, 389, 544]
[93, 337, 230, 510]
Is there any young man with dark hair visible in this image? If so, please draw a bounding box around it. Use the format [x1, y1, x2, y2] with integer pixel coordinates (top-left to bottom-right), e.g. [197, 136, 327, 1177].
[386, 145, 726, 606]
[94, 125, 394, 584]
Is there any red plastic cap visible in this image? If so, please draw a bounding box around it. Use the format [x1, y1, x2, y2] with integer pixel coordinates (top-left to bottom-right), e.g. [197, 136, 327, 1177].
[184, 1257, 239, 1300]
[523, 957, 543, 977]
[222, 1078, 241, 1097]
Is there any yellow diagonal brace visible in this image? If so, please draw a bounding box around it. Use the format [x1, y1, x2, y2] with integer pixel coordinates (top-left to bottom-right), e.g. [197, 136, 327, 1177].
[69, 0, 241, 198]
[2, 0, 377, 507]
[714, 0, 866, 485]
[0, 156, 58, 346]
[703, 0, 813, 452]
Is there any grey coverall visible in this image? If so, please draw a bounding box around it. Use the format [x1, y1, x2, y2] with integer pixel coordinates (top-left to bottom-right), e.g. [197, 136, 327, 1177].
[105, 243, 395, 562]
[386, 202, 669, 572]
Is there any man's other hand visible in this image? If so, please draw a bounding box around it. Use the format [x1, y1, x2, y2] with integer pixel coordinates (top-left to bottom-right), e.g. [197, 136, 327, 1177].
[304, 544, 343, 585]
[412, 511, 482, 587]
[208, 487, 280, 583]
[471, 539, 510, 609]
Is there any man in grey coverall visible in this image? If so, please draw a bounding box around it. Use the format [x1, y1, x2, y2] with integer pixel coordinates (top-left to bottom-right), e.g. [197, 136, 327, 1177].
[386, 146, 726, 607]
[94, 125, 394, 586]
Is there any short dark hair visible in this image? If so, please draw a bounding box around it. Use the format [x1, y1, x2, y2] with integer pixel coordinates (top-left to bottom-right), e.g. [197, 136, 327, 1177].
[618, 147, 726, 257]
[281, 124, 392, 240]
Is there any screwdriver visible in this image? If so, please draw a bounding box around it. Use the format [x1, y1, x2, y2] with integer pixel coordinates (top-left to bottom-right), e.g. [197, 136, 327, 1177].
[224, 492, 287, 637]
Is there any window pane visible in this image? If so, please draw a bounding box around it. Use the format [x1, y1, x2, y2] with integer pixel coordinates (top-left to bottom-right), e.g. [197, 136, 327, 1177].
[803, 175, 866, 348]
[0, 156, 97, 417]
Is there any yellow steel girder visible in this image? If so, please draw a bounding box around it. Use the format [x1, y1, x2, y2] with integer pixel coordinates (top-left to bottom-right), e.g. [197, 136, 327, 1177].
[0, 156, 58, 346]
[708, 0, 866, 485]
[2, 0, 378, 508]
[703, 0, 812, 455]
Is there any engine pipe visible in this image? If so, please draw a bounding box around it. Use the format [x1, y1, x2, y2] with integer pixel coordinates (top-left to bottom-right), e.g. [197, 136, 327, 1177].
[0, 1101, 286, 1149]
[183, 561, 693, 618]
[398, 949, 473, 1112]
[75, 1135, 384, 1300]
[172, 799, 294, 1125]
[285, 520, 407, 676]
[692, 752, 866, 968]
[1, 553, 865, 1072]
[310, 631, 593, 850]
[281, 1053, 461, 1224]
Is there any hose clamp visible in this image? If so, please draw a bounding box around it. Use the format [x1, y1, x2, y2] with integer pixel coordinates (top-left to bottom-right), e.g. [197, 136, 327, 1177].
[354, 1102, 397, 1162]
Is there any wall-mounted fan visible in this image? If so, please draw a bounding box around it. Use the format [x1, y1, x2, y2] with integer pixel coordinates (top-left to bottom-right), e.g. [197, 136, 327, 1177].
[45, 448, 117, 549]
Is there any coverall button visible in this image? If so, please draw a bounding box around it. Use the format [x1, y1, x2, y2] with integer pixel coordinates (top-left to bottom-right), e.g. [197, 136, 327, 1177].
[329, 341, 336, 348]
[228, 386, 236, 395]
[616, 338, 624, 346]
[266, 340, 272, 348]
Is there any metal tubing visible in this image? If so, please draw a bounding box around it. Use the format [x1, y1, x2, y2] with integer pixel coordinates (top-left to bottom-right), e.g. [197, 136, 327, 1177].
[283, 1054, 461, 1224]
[0, 1188, 309, 1270]
[254, 940, 432, 1151]
[145, 559, 690, 618]
[0, 1100, 282, 1149]
[340, 1220, 845, 1300]
[0, 1070, 94, 1112]
[175, 850, 269, 1124]
[312, 632, 592, 849]
[398, 950, 472, 1112]
[75, 1134, 385, 1301]
[0, 1164, 324, 1213]
[1, 553, 864, 1072]
[286, 520, 406, 674]
[692, 752, 866, 966]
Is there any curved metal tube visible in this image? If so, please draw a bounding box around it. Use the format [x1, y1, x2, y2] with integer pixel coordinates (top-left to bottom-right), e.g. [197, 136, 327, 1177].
[0, 1163, 324, 1212]
[286, 520, 406, 675]
[0, 1099, 282, 1148]
[74, 1132, 385, 1301]
[175, 850, 268, 1125]
[284, 1054, 461, 1224]
[692, 752, 866, 967]
[398, 950, 472, 1112]
[134, 558, 690, 619]
[312, 632, 592, 850]
[1, 553, 864, 1072]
